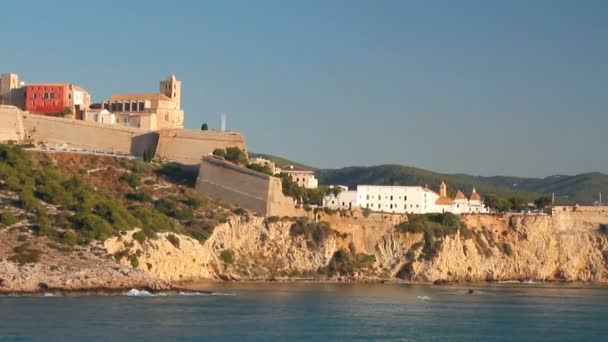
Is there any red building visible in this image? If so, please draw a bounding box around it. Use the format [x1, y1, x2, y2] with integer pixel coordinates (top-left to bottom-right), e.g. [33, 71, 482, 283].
[24, 83, 70, 115]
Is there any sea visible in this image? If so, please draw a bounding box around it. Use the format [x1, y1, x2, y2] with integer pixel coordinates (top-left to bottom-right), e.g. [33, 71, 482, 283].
[1, 282, 607, 341]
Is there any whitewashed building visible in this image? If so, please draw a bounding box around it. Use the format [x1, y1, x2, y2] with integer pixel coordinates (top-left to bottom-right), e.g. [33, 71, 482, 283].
[324, 190, 358, 209]
[323, 181, 488, 214]
[83, 109, 116, 124]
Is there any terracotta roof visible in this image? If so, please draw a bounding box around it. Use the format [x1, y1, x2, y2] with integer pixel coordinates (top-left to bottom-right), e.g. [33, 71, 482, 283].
[455, 190, 466, 200]
[106, 93, 172, 102]
[435, 197, 453, 205]
[469, 187, 481, 201]
[73, 85, 88, 92]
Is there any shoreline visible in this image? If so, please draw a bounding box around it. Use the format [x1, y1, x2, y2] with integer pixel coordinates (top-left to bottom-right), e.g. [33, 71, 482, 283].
[2, 278, 608, 296]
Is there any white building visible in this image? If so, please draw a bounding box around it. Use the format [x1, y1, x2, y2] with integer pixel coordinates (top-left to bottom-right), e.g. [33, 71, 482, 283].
[282, 165, 318, 189]
[83, 109, 116, 124]
[324, 190, 358, 209]
[323, 181, 488, 215]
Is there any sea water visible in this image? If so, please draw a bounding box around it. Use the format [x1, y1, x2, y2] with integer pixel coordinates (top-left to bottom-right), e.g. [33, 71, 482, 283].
[1, 282, 607, 341]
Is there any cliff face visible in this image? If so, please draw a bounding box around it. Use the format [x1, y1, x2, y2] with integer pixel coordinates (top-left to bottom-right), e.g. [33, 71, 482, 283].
[105, 209, 608, 283]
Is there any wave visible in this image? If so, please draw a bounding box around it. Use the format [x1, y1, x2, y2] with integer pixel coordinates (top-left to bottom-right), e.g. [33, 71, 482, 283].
[124, 289, 168, 297]
[417, 296, 431, 300]
[124, 289, 236, 297]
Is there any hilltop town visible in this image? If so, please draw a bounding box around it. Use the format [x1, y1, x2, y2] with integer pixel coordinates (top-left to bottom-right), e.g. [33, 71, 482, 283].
[0, 71, 607, 293]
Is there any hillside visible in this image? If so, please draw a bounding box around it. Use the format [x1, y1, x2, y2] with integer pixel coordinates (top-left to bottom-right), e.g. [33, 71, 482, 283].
[255, 153, 606, 204]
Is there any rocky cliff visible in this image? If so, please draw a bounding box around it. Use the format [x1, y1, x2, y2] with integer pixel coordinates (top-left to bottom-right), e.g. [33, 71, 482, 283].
[106, 208, 608, 283]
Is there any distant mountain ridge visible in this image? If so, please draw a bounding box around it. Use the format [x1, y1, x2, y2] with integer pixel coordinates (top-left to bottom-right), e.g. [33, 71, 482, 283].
[252, 153, 607, 204]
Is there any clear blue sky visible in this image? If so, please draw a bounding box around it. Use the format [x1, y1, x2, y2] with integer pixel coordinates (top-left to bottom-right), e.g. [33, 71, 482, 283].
[3, 0, 606, 177]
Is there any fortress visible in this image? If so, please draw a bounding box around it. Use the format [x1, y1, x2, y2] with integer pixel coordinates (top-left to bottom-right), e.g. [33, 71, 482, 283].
[0, 104, 297, 216]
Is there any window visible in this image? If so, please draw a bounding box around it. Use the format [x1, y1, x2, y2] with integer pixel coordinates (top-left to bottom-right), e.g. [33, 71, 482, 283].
[404, 196, 407, 201]
[390, 196, 393, 200]
[366, 195, 369, 200]
[165, 114, 168, 121]
[138, 102, 145, 111]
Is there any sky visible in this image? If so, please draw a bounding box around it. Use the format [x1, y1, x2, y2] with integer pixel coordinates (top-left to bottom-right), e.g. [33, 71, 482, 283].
[2, 0, 607, 177]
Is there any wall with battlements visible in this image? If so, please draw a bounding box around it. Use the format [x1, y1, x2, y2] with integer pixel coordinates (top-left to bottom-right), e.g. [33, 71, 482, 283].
[156, 129, 247, 166]
[0, 106, 247, 166]
[21, 112, 158, 156]
[195, 156, 300, 216]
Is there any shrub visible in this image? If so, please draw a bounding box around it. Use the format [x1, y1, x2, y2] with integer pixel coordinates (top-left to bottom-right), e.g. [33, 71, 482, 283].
[0, 212, 20, 226]
[79, 214, 114, 240]
[144, 179, 156, 185]
[321, 248, 376, 276]
[129, 207, 176, 236]
[132, 230, 147, 244]
[61, 230, 80, 246]
[17, 234, 28, 242]
[9, 243, 42, 265]
[119, 172, 141, 189]
[503, 243, 513, 256]
[125, 192, 153, 202]
[290, 220, 334, 249]
[128, 254, 139, 268]
[224, 147, 248, 165]
[220, 249, 235, 264]
[233, 208, 247, 216]
[166, 234, 180, 248]
[212, 148, 225, 158]
[246, 163, 273, 175]
[362, 208, 371, 218]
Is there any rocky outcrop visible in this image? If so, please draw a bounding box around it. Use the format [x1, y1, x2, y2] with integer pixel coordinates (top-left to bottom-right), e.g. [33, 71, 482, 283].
[105, 209, 608, 283]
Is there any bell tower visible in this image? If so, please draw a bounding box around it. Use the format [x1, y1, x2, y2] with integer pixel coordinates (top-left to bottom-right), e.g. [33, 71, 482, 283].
[439, 181, 448, 198]
[160, 74, 181, 109]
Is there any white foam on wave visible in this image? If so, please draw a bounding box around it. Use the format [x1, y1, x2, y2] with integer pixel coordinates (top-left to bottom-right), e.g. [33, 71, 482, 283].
[43, 293, 60, 297]
[417, 295, 431, 301]
[124, 289, 167, 297]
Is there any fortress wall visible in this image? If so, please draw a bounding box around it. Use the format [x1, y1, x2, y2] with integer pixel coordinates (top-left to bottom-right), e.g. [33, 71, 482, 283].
[156, 129, 247, 166]
[196, 157, 270, 215]
[195, 157, 300, 216]
[0, 106, 25, 142]
[21, 113, 159, 156]
[552, 206, 608, 226]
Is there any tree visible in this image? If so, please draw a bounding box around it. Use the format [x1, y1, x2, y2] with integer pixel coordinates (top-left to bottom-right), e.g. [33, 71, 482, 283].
[201, 123, 208, 131]
[225, 147, 248, 165]
[484, 193, 511, 213]
[508, 196, 528, 212]
[534, 195, 552, 209]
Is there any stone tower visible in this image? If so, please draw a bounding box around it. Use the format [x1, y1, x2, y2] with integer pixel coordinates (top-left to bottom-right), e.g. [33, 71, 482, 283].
[0, 73, 19, 105]
[160, 74, 181, 109]
[439, 181, 448, 198]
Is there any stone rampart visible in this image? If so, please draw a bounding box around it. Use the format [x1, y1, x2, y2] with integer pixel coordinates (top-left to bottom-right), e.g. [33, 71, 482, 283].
[21, 113, 158, 156]
[0, 106, 24, 142]
[156, 129, 247, 166]
[195, 156, 300, 216]
[0, 106, 247, 166]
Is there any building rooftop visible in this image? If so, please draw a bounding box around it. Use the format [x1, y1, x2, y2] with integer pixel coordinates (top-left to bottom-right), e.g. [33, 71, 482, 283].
[106, 93, 172, 102]
[281, 165, 314, 173]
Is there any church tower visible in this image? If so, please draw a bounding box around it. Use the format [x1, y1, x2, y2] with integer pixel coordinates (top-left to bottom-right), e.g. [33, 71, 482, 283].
[160, 74, 181, 109]
[439, 181, 448, 198]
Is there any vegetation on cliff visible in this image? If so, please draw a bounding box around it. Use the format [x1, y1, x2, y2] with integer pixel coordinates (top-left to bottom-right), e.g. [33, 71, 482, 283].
[0, 144, 235, 255]
[396, 213, 471, 260]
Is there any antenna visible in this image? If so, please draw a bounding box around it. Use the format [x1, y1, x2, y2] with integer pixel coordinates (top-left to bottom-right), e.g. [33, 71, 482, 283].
[600, 192, 602, 206]
[220, 113, 227, 132]
[552, 192, 555, 205]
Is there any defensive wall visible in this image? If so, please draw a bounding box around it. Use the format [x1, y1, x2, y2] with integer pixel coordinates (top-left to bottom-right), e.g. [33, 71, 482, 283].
[156, 128, 247, 166]
[195, 156, 301, 217]
[551, 205, 608, 226]
[0, 106, 246, 166]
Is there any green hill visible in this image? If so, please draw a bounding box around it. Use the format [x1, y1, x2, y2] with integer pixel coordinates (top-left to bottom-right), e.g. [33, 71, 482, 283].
[248, 152, 315, 170]
[317, 166, 607, 205]
[253, 153, 607, 205]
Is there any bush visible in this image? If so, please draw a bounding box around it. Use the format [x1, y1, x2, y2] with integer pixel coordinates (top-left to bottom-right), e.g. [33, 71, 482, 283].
[119, 172, 141, 189]
[212, 148, 225, 158]
[79, 214, 114, 240]
[166, 234, 180, 248]
[224, 147, 248, 165]
[220, 249, 235, 264]
[503, 243, 513, 256]
[9, 243, 42, 265]
[125, 192, 153, 202]
[61, 230, 80, 246]
[362, 208, 371, 218]
[0, 211, 20, 226]
[290, 220, 334, 249]
[132, 230, 146, 244]
[129, 207, 176, 237]
[246, 163, 273, 175]
[396, 213, 468, 260]
[321, 248, 376, 276]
